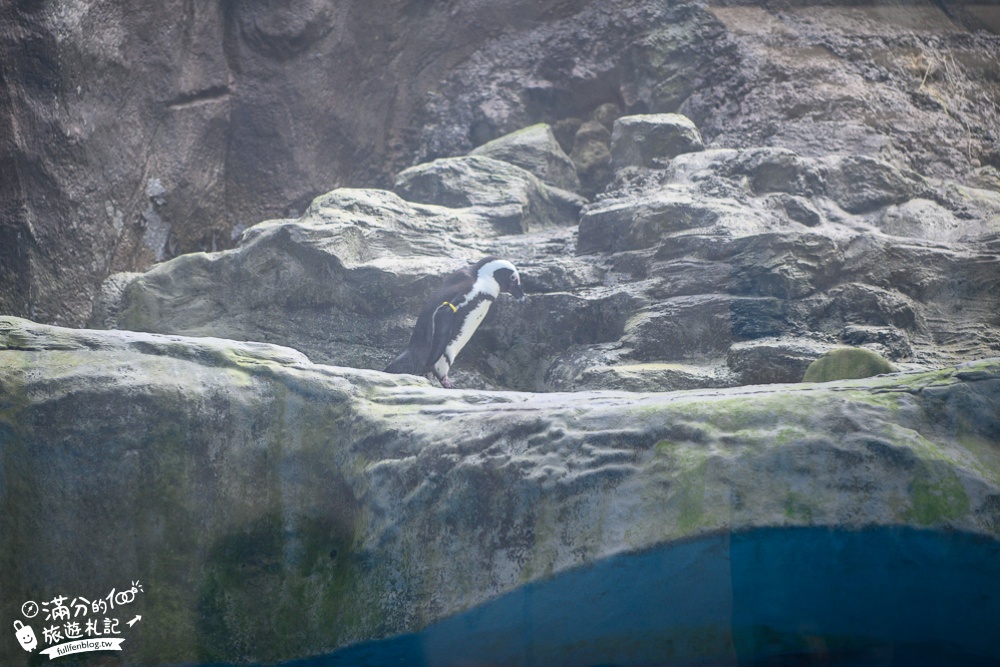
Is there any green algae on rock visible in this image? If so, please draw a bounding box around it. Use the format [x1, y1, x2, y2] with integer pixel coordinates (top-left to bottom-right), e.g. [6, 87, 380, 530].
[2, 317, 999, 665]
[802, 347, 896, 383]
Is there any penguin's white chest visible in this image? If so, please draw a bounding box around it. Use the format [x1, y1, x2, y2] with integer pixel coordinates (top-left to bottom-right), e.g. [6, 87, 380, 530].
[434, 299, 492, 376]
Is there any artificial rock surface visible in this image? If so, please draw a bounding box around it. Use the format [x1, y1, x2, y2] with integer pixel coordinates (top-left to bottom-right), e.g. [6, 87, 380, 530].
[90, 156, 602, 387]
[610, 113, 705, 169]
[93, 112, 1000, 393]
[2, 316, 999, 665]
[4, 3, 1000, 665]
[4, 0, 999, 328]
[469, 124, 582, 193]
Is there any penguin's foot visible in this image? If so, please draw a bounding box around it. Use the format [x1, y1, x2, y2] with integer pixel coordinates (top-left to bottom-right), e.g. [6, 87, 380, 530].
[440, 375, 454, 389]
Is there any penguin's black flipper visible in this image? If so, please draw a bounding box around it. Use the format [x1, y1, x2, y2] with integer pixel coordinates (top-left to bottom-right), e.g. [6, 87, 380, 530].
[384, 297, 451, 375]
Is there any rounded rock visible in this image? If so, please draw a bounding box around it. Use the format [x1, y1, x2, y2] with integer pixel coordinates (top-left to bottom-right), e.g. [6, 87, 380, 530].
[611, 114, 705, 170]
[802, 347, 896, 383]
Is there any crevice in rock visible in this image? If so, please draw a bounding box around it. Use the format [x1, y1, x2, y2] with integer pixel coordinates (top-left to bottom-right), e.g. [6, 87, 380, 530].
[166, 85, 232, 110]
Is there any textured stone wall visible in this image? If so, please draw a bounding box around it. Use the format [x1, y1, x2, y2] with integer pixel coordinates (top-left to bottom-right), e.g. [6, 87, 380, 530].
[4, 1, 996, 327]
[2, 317, 999, 664]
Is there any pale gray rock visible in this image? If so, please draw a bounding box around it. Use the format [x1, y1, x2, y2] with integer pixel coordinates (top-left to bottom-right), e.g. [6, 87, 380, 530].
[578, 185, 752, 254]
[825, 155, 925, 214]
[2, 317, 999, 665]
[878, 199, 963, 242]
[98, 188, 501, 370]
[544, 343, 739, 392]
[730, 148, 827, 197]
[611, 113, 705, 170]
[766, 193, 823, 227]
[90, 271, 144, 329]
[393, 155, 585, 234]
[622, 294, 788, 362]
[470, 124, 581, 193]
[727, 338, 834, 385]
[590, 102, 624, 131]
[801, 283, 923, 333]
[575, 362, 739, 392]
[568, 139, 1000, 389]
[841, 324, 914, 361]
[878, 195, 1000, 244]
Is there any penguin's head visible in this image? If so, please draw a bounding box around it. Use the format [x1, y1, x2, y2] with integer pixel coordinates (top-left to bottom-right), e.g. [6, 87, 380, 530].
[503, 267, 525, 302]
[476, 257, 526, 302]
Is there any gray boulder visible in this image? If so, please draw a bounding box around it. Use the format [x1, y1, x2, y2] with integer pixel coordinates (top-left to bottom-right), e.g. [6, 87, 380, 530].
[825, 156, 925, 214]
[610, 114, 705, 170]
[803, 346, 897, 383]
[393, 155, 585, 234]
[727, 338, 834, 385]
[544, 344, 740, 392]
[470, 124, 581, 193]
[2, 317, 999, 665]
[877, 196, 1000, 244]
[577, 184, 747, 254]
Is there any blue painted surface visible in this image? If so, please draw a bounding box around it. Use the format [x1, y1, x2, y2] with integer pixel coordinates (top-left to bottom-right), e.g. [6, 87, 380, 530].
[284, 527, 1000, 667]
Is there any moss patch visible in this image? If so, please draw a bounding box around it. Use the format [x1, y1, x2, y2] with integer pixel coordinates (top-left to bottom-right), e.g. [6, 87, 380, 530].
[905, 463, 970, 525]
[196, 508, 367, 663]
[784, 492, 815, 523]
[654, 440, 714, 536]
[802, 347, 896, 382]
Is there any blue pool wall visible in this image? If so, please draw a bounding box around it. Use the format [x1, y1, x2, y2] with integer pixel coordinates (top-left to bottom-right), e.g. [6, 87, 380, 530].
[285, 526, 1000, 667]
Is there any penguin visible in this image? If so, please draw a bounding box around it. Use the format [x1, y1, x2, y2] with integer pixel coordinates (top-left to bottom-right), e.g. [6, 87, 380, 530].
[384, 257, 525, 388]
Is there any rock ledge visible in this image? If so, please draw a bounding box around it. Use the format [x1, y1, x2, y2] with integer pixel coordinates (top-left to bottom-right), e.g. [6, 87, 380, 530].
[2, 316, 998, 664]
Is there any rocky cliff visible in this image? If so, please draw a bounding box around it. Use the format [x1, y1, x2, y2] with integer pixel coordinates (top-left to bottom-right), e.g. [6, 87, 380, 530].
[2, 317, 999, 664]
[92, 110, 1000, 393]
[3, 2, 1000, 665]
[2, 0, 998, 326]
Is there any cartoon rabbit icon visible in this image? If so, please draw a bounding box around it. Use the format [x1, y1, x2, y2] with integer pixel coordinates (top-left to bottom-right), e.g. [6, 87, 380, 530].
[14, 620, 37, 652]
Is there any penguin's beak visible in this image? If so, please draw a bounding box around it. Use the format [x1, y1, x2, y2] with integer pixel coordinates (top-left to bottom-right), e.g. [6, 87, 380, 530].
[510, 281, 526, 302]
